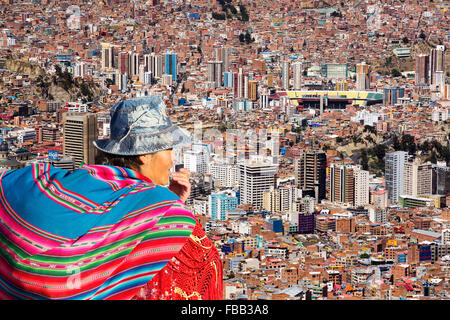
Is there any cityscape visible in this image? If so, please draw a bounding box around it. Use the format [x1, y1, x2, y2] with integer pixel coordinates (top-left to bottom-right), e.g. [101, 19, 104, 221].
[0, 0, 449, 300]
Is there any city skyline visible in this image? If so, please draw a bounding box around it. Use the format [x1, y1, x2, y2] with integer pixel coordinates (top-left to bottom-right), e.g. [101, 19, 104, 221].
[0, 0, 449, 301]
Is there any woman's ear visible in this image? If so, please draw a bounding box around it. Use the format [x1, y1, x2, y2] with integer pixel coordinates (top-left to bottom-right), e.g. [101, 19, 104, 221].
[139, 154, 152, 165]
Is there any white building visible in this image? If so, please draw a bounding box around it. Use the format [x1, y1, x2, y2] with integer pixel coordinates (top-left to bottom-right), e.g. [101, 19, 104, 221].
[282, 61, 289, 90]
[210, 162, 239, 189]
[183, 149, 209, 175]
[442, 229, 450, 245]
[67, 102, 89, 113]
[431, 107, 449, 122]
[368, 207, 387, 224]
[350, 110, 380, 127]
[239, 160, 278, 210]
[292, 61, 302, 91]
[354, 166, 370, 207]
[385, 151, 408, 204]
[193, 198, 208, 216]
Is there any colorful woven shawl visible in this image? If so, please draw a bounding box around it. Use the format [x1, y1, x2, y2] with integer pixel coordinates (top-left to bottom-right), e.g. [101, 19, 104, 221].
[0, 163, 197, 300]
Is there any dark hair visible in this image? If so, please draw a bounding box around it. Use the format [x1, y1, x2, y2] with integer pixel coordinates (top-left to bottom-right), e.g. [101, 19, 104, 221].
[95, 150, 144, 172]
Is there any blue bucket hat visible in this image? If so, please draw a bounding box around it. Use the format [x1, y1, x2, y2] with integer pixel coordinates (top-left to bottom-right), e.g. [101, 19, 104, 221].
[93, 96, 192, 155]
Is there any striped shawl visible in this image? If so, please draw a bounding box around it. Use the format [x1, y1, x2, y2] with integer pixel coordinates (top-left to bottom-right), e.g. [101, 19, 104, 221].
[0, 163, 198, 300]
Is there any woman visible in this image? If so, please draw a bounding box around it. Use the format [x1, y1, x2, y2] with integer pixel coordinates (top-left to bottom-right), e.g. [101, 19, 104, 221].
[0, 96, 223, 300]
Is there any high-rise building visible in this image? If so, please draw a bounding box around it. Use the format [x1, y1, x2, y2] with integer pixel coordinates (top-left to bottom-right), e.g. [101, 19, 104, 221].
[248, 80, 258, 101]
[432, 162, 450, 196]
[330, 164, 355, 206]
[262, 185, 299, 213]
[116, 71, 127, 92]
[207, 61, 223, 88]
[210, 162, 238, 188]
[354, 166, 370, 207]
[223, 71, 233, 88]
[143, 71, 153, 85]
[234, 68, 246, 98]
[292, 62, 302, 90]
[442, 229, 450, 245]
[385, 151, 408, 204]
[208, 192, 239, 221]
[73, 61, 89, 78]
[356, 62, 370, 91]
[403, 158, 433, 197]
[129, 52, 140, 77]
[243, 74, 249, 99]
[183, 149, 209, 175]
[383, 87, 405, 106]
[215, 46, 231, 73]
[321, 63, 348, 79]
[118, 51, 129, 75]
[101, 43, 115, 70]
[281, 61, 289, 90]
[239, 161, 278, 210]
[146, 53, 163, 78]
[62, 112, 98, 168]
[430, 45, 445, 85]
[294, 150, 327, 202]
[164, 52, 178, 81]
[415, 54, 429, 86]
[368, 207, 387, 224]
[267, 74, 274, 88]
[298, 212, 315, 234]
[259, 93, 269, 109]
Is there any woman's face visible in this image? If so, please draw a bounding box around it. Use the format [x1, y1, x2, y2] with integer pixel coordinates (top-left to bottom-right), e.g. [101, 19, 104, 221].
[138, 149, 174, 185]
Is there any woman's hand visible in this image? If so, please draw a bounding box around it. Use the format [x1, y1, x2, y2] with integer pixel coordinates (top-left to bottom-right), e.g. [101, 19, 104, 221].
[168, 168, 191, 203]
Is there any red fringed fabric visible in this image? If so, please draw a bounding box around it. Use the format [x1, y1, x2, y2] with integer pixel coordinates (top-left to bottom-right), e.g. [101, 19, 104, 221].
[132, 221, 223, 300]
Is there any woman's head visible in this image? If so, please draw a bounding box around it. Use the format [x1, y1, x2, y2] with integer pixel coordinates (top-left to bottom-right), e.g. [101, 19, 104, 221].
[93, 96, 191, 160]
[93, 96, 191, 184]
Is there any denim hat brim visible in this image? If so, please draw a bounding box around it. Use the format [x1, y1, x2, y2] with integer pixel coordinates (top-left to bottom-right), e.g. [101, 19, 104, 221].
[93, 124, 192, 156]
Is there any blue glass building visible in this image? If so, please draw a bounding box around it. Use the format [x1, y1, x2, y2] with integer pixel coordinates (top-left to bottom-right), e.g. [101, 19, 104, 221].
[164, 53, 178, 81]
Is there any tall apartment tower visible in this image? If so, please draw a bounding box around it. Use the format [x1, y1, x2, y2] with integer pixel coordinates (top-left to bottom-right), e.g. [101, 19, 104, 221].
[330, 164, 369, 207]
[415, 54, 429, 86]
[183, 149, 209, 175]
[239, 161, 278, 210]
[145, 53, 164, 79]
[118, 51, 130, 75]
[430, 45, 445, 85]
[63, 112, 98, 168]
[385, 151, 408, 204]
[403, 158, 433, 196]
[432, 162, 450, 196]
[262, 185, 299, 213]
[294, 149, 327, 202]
[207, 61, 223, 88]
[208, 192, 238, 221]
[330, 164, 355, 206]
[281, 61, 289, 90]
[164, 52, 178, 81]
[215, 46, 231, 73]
[101, 43, 115, 71]
[129, 52, 140, 77]
[356, 62, 370, 91]
[248, 80, 258, 101]
[292, 62, 303, 91]
[223, 71, 233, 88]
[354, 167, 370, 207]
[234, 68, 245, 99]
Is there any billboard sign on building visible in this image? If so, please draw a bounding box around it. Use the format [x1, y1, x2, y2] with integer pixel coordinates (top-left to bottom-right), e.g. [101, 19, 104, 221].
[48, 150, 59, 161]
